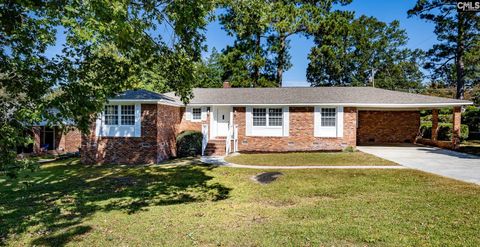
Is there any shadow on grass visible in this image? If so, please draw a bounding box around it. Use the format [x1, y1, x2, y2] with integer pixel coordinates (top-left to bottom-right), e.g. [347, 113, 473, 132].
[0, 158, 230, 246]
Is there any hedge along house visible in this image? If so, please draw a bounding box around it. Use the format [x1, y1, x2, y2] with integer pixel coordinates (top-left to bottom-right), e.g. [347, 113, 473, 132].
[81, 85, 472, 164]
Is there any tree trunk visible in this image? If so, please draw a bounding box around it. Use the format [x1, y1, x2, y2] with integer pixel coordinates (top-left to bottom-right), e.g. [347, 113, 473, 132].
[252, 32, 261, 87]
[455, 12, 466, 100]
[276, 34, 286, 87]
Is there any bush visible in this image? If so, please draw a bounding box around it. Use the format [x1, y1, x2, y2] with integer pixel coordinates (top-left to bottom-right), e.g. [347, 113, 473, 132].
[176, 130, 203, 157]
[462, 106, 480, 133]
[420, 122, 469, 141]
[420, 114, 452, 123]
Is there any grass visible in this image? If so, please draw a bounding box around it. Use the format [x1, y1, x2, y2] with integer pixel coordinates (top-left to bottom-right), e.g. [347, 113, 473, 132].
[225, 151, 399, 166]
[1, 158, 480, 246]
[459, 140, 480, 156]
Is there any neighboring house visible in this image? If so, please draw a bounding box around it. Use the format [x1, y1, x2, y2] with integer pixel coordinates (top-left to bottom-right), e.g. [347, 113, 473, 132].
[18, 108, 82, 155]
[31, 125, 82, 155]
[81, 83, 472, 164]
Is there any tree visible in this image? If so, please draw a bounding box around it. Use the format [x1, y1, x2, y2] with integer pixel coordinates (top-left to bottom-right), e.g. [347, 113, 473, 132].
[307, 13, 424, 89]
[268, 0, 351, 86]
[408, 0, 480, 99]
[195, 48, 224, 88]
[218, 0, 352, 87]
[219, 0, 275, 87]
[1, 0, 214, 177]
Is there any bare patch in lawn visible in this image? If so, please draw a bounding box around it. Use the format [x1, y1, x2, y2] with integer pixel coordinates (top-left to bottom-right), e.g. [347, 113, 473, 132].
[251, 172, 283, 184]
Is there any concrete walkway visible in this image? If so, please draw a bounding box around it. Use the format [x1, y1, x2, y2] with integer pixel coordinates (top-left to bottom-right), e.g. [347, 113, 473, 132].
[358, 144, 480, 185]
[201, 156, 407, 170]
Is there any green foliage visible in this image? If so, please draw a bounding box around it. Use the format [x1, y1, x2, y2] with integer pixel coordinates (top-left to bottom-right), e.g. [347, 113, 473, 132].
[219, 0, 351, 87]
[176, 131, 203, 157]
[462, 106, 480, 133]
[194, 48, 224, 88]
[408, 0, 480, 99]
[1, 0, 215, 177]
[420, 122, 469, 141]
[307, 13, 423, 89]
[421, 114, 452, 123]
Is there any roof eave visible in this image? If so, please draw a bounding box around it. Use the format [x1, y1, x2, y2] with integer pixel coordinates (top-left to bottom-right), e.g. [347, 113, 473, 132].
[186, 102, 473, 108]
[107, 99, 183, 107]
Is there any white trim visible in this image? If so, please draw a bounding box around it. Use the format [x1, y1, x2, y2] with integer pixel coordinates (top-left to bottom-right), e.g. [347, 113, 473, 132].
[98, 103, 141, 137]
[134, 104, 141, 137]
[314, 106, 341, 138]
[282, 106, 289, 137]
[337, 106, 344, 138]
[185, 107, 192, 121]
[209, 106, 216, 140]
[201, 106, 207, 121]
[186, 102, 472, 107]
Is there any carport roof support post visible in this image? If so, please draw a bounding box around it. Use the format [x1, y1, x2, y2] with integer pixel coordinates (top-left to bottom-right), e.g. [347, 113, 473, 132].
[452, 106, 461, 149]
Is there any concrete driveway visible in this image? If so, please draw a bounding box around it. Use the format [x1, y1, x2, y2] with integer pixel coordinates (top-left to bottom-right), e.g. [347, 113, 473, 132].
[357, 144, 480, 185]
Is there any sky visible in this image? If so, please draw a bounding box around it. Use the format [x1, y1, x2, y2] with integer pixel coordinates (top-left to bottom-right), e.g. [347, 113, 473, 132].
[45, 1, 437, 87]
[203, 0, 436, 87]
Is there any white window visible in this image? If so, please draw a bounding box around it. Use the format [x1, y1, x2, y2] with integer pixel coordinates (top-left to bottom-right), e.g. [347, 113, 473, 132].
[192, 107, 202, 120]
[314, 106, 343, 138]
[253, 108, 283, 127]
[253, 108, 267, 126]
[104, 105, 118, 125]
[121, 105, 135, 125]
[104, 105, 136, 126]
[321, 108, 336, 127]
[268, 108, 283, 126]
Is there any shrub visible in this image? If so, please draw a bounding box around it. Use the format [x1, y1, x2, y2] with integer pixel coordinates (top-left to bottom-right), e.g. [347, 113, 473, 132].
[420, 122, 469, 141]
[462, 106, 480, 133]
[176, 130, 203, 157]
[420, 114, 452, 123]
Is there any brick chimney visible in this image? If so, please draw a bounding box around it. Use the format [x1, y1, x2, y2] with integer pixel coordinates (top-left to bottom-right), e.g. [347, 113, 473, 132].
[223, 81, 231, 88]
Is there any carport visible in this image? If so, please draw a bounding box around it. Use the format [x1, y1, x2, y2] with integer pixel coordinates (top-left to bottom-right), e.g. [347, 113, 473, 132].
[356, 106, 464, 150]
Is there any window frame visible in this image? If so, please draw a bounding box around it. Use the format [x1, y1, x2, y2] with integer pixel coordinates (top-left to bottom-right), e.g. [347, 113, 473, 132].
[191, 107, 202, 121]
[320, 108, 337, 127]
[103, 104, 136, 126]
[104, 105, 119, 125]
[252, 107, 283, 128]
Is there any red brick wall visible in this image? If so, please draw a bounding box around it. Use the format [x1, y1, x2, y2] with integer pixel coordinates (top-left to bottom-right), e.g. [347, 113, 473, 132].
[357, 110, 420, 144]
[82, 104, 161, 164]
[57, 128, 82, 153]
[233, 107, 357, 152]
[156, 105, 183, 161]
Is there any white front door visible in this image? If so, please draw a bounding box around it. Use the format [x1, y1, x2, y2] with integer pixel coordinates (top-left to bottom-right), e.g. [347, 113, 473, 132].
[216, 107, 230, 137]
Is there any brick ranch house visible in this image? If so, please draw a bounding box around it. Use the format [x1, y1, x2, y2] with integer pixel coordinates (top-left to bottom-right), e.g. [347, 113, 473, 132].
[81, 85, 472, 164]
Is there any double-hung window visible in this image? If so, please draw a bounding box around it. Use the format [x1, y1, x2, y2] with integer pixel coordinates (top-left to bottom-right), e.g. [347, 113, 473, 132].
[104, 105, 136, 126]
[192, 107, 202, 120]
[104, 105, 119, 125]
[121, 105, 135, 125]
[253, 107, 283, 127]
[320, 108, 336, 127]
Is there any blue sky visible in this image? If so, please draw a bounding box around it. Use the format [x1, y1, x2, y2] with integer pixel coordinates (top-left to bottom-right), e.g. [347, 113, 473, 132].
[46, 1, 436, 87]
[203, 0, 436, 87]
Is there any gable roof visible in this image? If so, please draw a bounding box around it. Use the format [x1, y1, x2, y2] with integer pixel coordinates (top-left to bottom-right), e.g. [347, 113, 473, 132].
[167, 87, 472, 107]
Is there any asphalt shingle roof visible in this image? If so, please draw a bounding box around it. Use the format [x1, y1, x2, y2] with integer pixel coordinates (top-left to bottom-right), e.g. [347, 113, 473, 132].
[112, 89, 181, 105]
[179, 87, 471, 105]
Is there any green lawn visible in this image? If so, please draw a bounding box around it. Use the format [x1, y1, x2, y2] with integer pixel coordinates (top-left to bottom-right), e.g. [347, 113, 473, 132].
[225, 151, 399, 166]
[1, 158, 479, 246]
